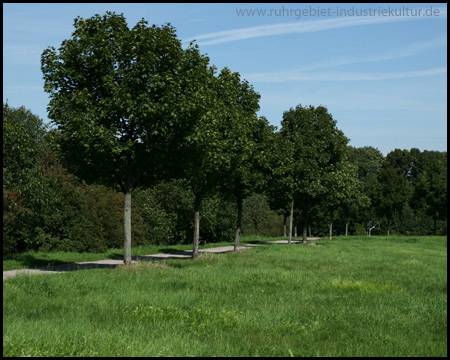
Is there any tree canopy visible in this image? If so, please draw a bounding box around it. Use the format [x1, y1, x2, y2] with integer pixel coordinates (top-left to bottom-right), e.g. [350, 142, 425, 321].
[41, 12, 213, 264]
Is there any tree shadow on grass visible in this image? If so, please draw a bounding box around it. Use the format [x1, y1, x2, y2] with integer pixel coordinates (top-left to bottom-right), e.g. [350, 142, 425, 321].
[5, 254, 68, 269]
[244, 241, 274, 245]
[156, 248, 191, 254]
[41, 262, 119, 272]
[107, 252, 123, 259]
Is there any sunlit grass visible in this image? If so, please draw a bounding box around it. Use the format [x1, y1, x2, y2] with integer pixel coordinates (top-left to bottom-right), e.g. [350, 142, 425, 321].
[3, 236, 447, 356]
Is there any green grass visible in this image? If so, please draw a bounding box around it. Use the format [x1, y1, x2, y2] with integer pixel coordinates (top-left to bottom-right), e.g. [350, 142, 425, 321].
[3, 236, 447, 357]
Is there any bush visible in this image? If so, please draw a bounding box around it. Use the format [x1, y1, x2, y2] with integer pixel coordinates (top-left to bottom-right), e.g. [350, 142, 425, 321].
[133, 188, 174, 245]
[353, 223, 367, 236]
[242, 193, 281, 237]
[3, 190, 29, 253]
[201, 194, 235, 243]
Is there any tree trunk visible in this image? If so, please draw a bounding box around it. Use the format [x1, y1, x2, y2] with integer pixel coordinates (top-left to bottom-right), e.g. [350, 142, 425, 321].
[288, 197, 294, 245]
[302, 216, 308, 244]
[283, 214, 287, 237]
[387, 218, 390, 236]
[193, 193, 201, 258]
[434, 214, 437, 236]
[345, 216, 349, 236]
[254, 221, 258, 236]
[308, 224, 312, 238]
[234, 197, 243, 251]
[329, 210, 334, 240]
[123, 186, 132, 266]
[294, 214, 297, 237]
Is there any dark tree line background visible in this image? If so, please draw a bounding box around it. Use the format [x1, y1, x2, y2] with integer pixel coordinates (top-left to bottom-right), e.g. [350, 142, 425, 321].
[4, 102, 447, 255]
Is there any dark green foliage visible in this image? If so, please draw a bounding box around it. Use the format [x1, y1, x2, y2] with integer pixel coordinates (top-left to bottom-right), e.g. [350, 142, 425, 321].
[41, 13, 209, 191]
[347, 145, 384, 181]
[3, 190, 28, 253]
[3, 103, 47, 189]
[134, 181, 237, 245]
[133, 180, 192, 245]
[240, 193, 283, 237]
[412, 152, 447, 235]
[201, 194, 236, 243]
[3, 103, 48, 252]
[3, 103, 143, 254]
[370, 167, 411, 235]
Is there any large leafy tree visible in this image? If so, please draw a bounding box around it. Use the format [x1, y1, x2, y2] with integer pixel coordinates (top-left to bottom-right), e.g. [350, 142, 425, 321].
[265, 131, 296, 243]
[371, 167, 411, 236]
[178, 67, 259, 257]
[321, 160, 360, 239]
[339, 176, 370, 236]
[3, 103, 47, 252]
[280, 104, 349, 242]
[208, 69, 262, 251]
[347, 145, 384, 192]
[384, 148, 422, 183]
[3, 103, 47, 190]
[413, 152, 447, 235]
[224, 112, 271, 251]
[41, 12, 210, 264]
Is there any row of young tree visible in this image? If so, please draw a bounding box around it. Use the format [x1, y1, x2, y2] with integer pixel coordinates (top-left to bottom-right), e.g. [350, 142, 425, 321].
[4, 101, 447, 257]
[3, 13, 447, 261]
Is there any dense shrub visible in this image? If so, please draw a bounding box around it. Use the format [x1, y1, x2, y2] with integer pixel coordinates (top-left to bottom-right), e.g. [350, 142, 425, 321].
[3, 190, 29, 253]
[242, 193, 283, 237]
[134, 181, 238, 245]
[201, 194, 236, 243]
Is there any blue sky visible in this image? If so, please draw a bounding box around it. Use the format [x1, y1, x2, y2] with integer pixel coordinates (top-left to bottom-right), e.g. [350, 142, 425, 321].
[3, 3, 447, 154]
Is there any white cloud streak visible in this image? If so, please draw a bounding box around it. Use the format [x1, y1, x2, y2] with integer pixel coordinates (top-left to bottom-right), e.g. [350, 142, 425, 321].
[288, 36, 447, 73]
[186, 7, 446, 46]
[244, 67, 447, 82]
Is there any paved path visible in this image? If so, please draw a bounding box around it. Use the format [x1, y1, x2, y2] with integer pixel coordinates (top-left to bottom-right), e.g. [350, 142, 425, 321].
[3, 238, 321, 280]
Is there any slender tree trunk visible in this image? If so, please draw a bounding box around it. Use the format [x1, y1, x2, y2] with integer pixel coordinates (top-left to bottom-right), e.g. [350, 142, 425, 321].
[123, 185, 132, 266]
[288, 197, 294, 244]
[294, 214, 297, 237]
[234, 197, 243, 251]
[308, 224, 312, 238]
[433, 214, 437, 236]
[329, 209, 334, 240]
[387, 218, 390, 236]
[302, 216, 308, 244]
[283, 214, 287, 237]
[415, 213, 421, 238]
[193, 193, 201, 258]
[345, 216, 349, 236]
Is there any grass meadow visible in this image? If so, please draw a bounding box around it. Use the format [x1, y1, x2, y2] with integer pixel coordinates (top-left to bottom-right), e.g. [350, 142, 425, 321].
[3, 236, 447, 357]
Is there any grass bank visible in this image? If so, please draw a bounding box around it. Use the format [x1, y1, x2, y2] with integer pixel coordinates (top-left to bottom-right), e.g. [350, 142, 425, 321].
[3, 236, 447, 356]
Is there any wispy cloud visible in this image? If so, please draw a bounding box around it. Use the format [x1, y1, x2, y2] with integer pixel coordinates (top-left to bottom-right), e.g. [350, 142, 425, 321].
[289, 36, 447, 73]
[185, 7, 446, 46]
[244, 67, 447, 82]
